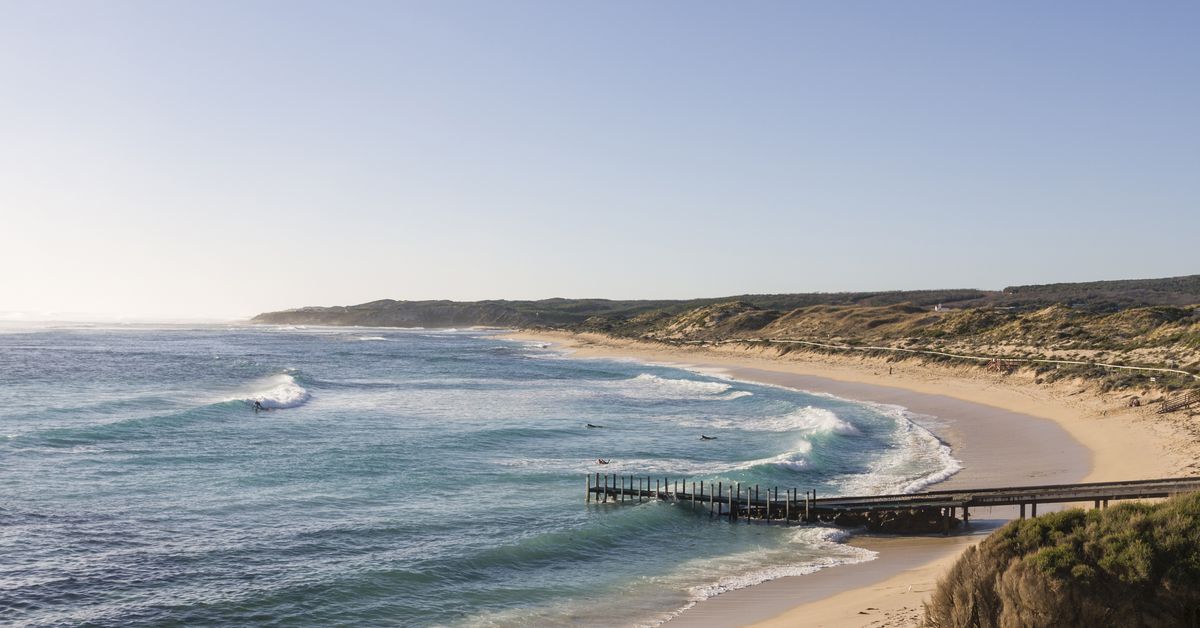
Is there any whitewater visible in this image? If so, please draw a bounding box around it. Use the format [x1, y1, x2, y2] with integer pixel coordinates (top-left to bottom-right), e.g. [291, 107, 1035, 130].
[0, 325, 958, 626]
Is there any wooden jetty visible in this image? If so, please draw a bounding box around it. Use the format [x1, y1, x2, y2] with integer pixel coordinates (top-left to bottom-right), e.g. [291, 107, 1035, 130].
[585, 474, 1200, 534]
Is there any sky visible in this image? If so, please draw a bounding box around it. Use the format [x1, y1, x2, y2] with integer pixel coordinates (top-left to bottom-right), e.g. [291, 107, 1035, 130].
[1, 2, 1197, 321]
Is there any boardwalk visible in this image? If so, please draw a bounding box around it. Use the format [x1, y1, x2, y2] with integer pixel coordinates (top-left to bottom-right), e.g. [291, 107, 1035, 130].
[586, 474, 1200, 534]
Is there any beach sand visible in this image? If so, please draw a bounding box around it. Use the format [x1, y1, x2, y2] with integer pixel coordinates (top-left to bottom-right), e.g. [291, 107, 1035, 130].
[505, 331, 1195, 627]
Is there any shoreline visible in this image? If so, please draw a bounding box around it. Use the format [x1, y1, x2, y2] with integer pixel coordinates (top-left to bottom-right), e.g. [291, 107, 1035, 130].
[506, 330, 1192, 627]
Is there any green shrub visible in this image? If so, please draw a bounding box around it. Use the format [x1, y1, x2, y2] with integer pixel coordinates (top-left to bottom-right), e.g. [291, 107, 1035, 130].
[924, 492, 1200, 627]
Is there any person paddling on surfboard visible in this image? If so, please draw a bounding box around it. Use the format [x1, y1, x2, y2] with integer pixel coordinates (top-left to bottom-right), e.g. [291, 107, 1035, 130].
[596, 458, 611, 465]
[700, 434, 717, 440]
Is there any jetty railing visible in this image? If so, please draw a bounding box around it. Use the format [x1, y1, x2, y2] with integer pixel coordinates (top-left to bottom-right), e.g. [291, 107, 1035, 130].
[585, 474, 1200, 534]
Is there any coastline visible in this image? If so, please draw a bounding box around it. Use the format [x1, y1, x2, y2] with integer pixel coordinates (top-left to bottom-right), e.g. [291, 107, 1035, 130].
[506, 330, 1193, 627]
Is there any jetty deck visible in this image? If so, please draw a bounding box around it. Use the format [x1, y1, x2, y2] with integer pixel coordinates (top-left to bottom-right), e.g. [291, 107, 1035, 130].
[585, 474, 1200, 534]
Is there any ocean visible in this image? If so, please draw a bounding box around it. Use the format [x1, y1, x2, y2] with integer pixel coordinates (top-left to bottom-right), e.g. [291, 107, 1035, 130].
[0, 325, 958, 626]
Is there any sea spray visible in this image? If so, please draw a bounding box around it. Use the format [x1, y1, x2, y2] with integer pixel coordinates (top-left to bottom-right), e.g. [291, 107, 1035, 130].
[239, 373, 312, 409]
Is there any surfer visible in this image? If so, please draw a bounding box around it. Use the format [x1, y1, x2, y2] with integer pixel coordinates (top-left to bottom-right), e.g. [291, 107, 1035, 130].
[585, 423, 603, 429]
[253, 400, 266, 413]
[700, 434, 717, 440]
[596, 458, 610, 465]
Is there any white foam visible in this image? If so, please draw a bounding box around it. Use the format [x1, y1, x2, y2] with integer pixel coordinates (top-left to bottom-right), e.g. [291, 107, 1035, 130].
[238, 374, 312, 409]
[731, 440, 813, 471]
[685, 528, 877, 601]
[632, 373, 731, 395]
[356, 335, 387, 341]
[638, 527, 878, 627]
[750, 406, 860, 434]
[833, 406, 962, 496]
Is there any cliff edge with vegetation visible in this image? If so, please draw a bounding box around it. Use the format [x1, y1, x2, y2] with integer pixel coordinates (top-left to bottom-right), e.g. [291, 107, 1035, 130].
[924, 492, 1200, 627]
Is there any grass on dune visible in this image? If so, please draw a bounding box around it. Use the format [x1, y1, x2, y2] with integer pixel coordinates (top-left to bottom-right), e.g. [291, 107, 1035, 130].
[924, 492, 1200, 627]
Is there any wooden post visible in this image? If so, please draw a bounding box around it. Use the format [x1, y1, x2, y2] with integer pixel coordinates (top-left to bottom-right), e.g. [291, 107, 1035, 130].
[1103, 499, 1109, 508]
[1020, 503, 1025, 519]
[963, 506, 970, 528]
[717, 482, 723, 517]
[734, 483, 741, 523]
[785, 488, 790, 522]
[942, 508, 949, 536]
[656, 478, 660, 499]
[692, 481, 696, 508]
[1094, 499, 1100, 509]
[675, 480, 679, 500]
[586, 473, 591, 503]
[1031, 501, 1038, 517]
[804, 490, 810, 522]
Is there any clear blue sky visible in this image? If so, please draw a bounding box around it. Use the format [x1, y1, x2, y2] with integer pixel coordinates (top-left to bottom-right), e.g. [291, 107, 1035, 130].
[1, 2, 1197, 320]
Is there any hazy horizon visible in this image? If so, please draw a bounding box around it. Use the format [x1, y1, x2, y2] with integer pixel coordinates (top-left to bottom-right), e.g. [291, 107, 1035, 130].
[3, 2, 1197, 320]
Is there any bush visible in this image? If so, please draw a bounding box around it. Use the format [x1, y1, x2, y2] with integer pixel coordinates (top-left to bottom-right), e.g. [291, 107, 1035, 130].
[924, 492, 1200, 627]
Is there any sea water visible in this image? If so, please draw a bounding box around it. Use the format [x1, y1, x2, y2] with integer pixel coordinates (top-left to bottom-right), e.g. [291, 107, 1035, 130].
[0, 325, 959, 626]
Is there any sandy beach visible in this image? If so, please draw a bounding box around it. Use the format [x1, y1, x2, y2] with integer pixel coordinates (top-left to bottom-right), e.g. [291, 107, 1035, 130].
[506, 331, 1196, 627]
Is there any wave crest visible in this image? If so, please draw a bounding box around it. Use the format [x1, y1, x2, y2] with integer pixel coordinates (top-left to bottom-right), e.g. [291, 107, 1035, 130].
[733, 441, 813, 471]
[630, 373, 733, 396]
[754, 407, 859, 435]
[242, 374, 311, 409]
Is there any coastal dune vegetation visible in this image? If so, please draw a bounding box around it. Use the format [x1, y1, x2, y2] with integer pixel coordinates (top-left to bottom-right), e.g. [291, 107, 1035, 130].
[254, 275, 1200, 393]
[923, 492, 1200, 627]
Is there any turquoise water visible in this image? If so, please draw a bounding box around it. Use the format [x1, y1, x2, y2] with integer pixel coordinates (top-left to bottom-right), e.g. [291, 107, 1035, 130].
[0, 325, 957, 626]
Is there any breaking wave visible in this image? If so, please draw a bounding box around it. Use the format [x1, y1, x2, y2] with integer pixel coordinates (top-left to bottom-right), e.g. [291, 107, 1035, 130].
[623, 374, 753, 400]
[240, 374, 311, 409]
[632, 373, 731, 394]
[749, 407, 859, 434]
[685, 527, 877, 601]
